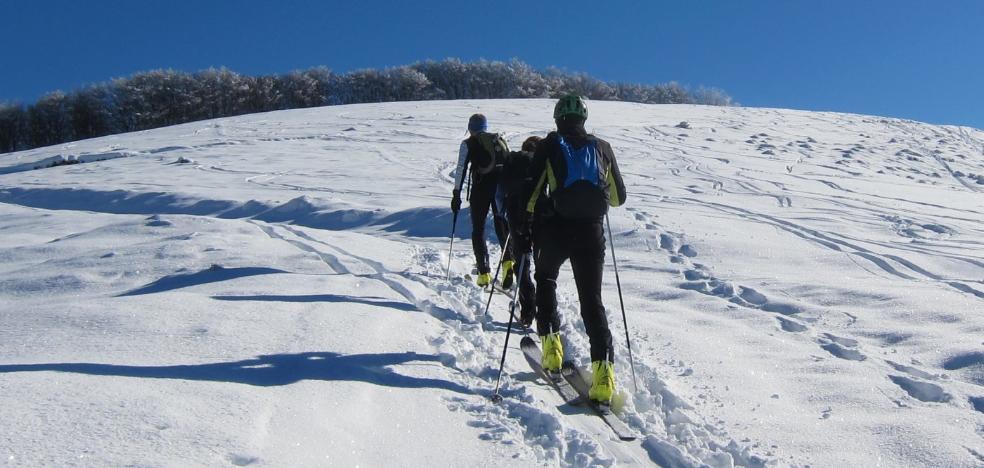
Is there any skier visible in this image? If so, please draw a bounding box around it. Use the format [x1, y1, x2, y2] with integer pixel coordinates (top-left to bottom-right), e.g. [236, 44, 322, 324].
[494, 135, 542, 326]
[451, 113, 510, 287]
[523, 95, 626, 405]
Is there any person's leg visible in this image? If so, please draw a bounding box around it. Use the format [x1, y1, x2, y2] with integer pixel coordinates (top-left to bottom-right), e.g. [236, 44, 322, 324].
[568, 222, 613, 363]
[468, 178, 494, 274]
[510, 230, 536, 325]
[533, 222, 567, 372]
[518, 252, 536, 325]
[533, 221, 566, 337]
[492, 199, 510, 253]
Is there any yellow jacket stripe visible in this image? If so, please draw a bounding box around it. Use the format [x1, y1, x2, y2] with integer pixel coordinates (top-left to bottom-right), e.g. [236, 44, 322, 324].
[526, 162, 557, 213]
[607, 167, 622, 206]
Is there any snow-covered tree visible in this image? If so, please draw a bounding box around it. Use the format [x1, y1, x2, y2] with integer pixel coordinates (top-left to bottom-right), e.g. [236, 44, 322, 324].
[69, 84, 118, 139]
[0, 103, 27, 152]
[693, 86, 735, 106]
[1, 59, 733, 154]
[27, 91, 73, 147]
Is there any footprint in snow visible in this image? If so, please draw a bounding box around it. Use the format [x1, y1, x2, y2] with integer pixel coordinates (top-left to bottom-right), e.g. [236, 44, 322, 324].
[679, 244, 698, 257]
[887, 361, 940, 381]
[228, 454, 260, 466]
[942, 351, 984, 386]
[970, 396, 984, 414]
[776, 316, 808, 333]
[819, 342, 866, 361]
[888, 375, 952, 403]
[817, 334, 866, 361]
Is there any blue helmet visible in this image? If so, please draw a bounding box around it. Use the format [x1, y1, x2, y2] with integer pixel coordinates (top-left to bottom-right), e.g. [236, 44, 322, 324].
[468, 114, 488, 132]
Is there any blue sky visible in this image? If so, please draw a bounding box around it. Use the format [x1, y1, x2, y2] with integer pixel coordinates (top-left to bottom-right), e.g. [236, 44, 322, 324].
[2, 0, 982, 129]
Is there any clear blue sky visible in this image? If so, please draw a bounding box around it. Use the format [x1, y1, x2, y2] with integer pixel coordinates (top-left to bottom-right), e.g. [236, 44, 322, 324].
[2, 0, 982, 129]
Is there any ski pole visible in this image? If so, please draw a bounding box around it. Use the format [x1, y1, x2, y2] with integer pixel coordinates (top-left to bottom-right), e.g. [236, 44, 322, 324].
[490, 255, 526, 403]
[482, 231, 511, 317]
[447, 159, 470, 281]
[606, 213, 638, 393]
[446, 209, 459, 281]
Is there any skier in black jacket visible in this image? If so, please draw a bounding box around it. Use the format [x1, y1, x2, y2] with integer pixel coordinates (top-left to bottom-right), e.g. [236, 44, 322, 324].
[495, 135, 542, 326]
[523, 95, 626, 405]
[451, 114, 509, 287]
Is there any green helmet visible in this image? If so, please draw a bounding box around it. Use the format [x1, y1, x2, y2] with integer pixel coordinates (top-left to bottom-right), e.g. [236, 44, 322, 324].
[553, 94, 588, 120]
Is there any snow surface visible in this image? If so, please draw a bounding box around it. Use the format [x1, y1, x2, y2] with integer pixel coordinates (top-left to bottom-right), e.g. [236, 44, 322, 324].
[1, 99, 983, 467]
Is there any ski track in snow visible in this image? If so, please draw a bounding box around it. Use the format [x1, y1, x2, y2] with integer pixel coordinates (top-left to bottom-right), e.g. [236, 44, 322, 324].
[1, 100, 983, 466]
[249, 221, 663, 465]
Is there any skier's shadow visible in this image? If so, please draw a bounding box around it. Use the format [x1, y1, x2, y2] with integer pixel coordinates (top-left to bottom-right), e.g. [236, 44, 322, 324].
[0, 352, 471, 394]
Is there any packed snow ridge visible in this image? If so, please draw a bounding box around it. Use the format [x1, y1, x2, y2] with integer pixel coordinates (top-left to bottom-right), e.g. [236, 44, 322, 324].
[1, 99, 983, 467]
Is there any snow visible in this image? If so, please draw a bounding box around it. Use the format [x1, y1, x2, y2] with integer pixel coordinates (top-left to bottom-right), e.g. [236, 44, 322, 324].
[1, 99, 983, 467]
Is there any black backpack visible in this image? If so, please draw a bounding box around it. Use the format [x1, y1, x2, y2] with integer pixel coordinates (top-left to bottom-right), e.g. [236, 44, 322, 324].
[470, 132, 510, 175]
[500, 150, 532, 197]
[550, 135, 611, 219]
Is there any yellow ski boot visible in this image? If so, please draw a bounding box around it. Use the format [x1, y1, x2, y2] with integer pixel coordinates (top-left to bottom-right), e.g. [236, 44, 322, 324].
[541, 333, 564, 374]
[476, 272, 492, 287]
[589, 360, 615, 404]
[500, 260, 515, 289]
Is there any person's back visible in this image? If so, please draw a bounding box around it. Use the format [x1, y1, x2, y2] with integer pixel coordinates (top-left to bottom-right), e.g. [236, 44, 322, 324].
[530, 124, 623, 221]
[498, 137, 539, 218]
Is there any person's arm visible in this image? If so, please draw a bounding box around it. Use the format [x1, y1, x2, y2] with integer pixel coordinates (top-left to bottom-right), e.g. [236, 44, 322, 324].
[602, 140, 626, 207]
[453, 140, 469, 192]
[524, 134, 556, 214]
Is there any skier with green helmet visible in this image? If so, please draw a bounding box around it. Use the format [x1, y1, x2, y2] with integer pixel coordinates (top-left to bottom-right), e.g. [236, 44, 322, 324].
[523, 94, 627, 406]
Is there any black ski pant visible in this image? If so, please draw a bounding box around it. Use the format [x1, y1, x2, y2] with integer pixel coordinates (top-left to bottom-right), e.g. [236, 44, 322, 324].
[533, 217, 613, 363]
[504, 200, 535, 319]
[469, 174, 508, 274]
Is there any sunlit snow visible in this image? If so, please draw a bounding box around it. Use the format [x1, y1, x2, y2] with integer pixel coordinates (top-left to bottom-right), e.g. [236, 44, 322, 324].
[1, 100, 982, 466]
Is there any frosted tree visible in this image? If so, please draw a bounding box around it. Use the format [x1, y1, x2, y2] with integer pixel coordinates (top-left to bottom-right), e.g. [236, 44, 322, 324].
[27, 91, 72, 147]
[244, 75, 284, 113]
[279, 67, 334, 108]
[1, 59, 734, 154]
[693, 86, 734, 106]
[195, 68, 249, 119]
[0, 103, 27, 153]
[69, 84, 118, 139]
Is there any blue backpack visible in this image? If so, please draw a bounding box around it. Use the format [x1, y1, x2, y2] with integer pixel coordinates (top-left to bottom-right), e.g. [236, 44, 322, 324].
[551, 135, 610, 219]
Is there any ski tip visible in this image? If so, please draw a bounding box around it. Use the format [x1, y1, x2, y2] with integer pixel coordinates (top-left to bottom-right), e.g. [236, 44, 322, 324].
[520, 336, 535, 347]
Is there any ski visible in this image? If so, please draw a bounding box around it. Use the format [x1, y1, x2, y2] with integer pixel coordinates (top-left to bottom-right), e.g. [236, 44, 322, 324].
[561, 361, 638, 441]
[490, 283, 515, 299]
[520, 337, 581, 405]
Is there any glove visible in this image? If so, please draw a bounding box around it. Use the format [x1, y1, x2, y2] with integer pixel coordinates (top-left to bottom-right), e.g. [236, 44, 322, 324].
[451, 190, 462, 213]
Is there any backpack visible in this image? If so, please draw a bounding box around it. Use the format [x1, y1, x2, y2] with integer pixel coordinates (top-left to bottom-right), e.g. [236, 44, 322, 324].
[470, 132, 509, 175]
[550, 135, 610, 219]
[499, 150, 533, 202]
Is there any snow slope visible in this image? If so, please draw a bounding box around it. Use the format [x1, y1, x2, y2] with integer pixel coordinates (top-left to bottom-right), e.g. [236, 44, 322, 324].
[1, 99, 983, 467]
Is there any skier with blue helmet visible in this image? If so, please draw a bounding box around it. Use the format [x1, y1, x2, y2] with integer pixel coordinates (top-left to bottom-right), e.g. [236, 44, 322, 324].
[451, 113, 510, 287]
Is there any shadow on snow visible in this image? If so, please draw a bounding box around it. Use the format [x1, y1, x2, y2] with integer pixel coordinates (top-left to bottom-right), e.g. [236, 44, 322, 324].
[0, 352, 471, 394]
[0, 188, 487, 239]
[118, 265, 287, 296]
[212, 293, 418, 311]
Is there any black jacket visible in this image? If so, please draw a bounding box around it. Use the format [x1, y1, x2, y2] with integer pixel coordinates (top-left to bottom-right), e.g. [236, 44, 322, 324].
[524, 128, 626, 221]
